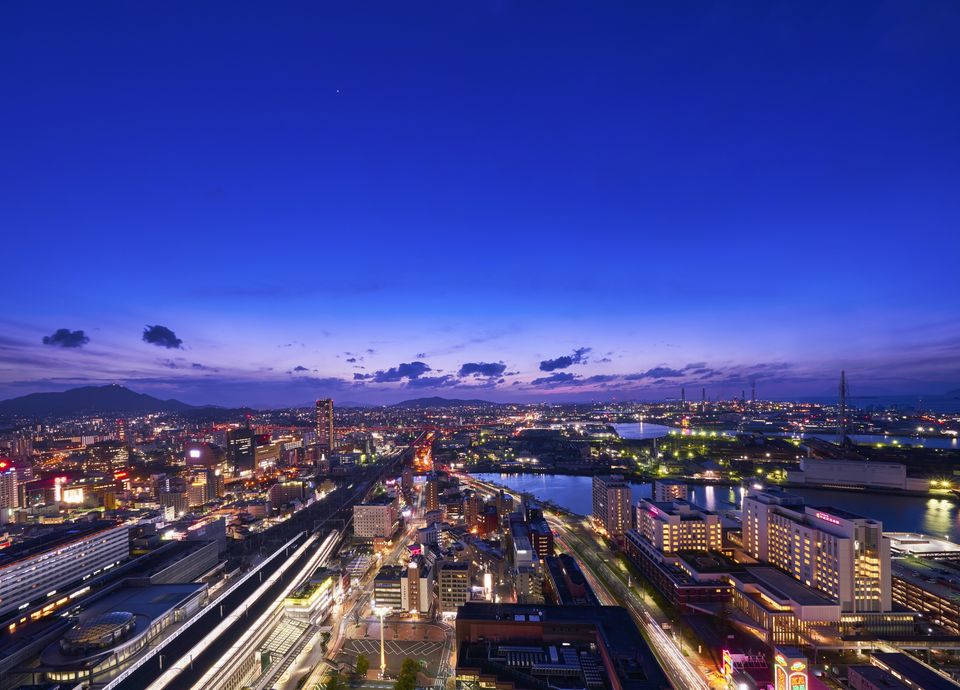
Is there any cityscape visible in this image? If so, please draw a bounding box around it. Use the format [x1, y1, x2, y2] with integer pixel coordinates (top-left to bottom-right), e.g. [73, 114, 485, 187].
[3, 2, 960, 690]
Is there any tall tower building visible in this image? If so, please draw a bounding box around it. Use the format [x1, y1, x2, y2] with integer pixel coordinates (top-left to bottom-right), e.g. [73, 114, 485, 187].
[315, 398, 335, 452]
[592, 475, 632, 540]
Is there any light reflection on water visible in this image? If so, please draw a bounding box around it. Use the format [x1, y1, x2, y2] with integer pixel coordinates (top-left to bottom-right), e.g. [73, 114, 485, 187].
[472, 473, 960, 539]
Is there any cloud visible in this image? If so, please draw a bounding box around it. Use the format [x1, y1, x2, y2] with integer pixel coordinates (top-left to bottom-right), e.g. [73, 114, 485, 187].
[416, 352, 427, 359]
[345, 357, 357, 363]
[531, 372, 579, 386]
[458, 361, 507, 378]
[625, 366, 685, 380]
[406, 375, 457, 388]
[292, 365, 309, 372]
[142, 325, 183, 349]
[539, 347, 591, 372]
[42, 328, 90, 348]
[355, 361, 432, 383]
[191, 362, 218, 372]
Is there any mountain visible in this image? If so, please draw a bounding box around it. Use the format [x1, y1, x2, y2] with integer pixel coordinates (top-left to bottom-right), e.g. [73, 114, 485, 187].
[0, 384, 196, 418]
[392, 396, 501, 409]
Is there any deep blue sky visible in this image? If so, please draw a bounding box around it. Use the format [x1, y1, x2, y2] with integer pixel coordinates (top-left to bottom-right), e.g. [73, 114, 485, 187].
[2, 1, 959, 406]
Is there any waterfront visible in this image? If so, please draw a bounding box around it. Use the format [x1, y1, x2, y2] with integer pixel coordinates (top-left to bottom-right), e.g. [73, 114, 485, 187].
[471, 472, 960, 539]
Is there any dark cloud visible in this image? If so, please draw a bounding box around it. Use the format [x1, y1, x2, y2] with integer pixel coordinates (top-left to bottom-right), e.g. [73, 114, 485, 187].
[191, 362, 218, 371]
[355, 361, 431, 383]
[42, 329, 89, 348]
[539, 347, 591, 372]
[458, 361, 508, 378]
[345, 357, 357, 363]
[531, 372, 579, 386]
[625, 366, 685, 380]
[416, 352, 427, 359]
[406, 375, 456, 388]
[292, 365, 309, 372]
[142, 325, 183, 349]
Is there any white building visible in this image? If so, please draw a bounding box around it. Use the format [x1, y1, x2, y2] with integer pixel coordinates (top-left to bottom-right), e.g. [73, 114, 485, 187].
[0, 522, 129, 618]
[743, 489, 891, 613]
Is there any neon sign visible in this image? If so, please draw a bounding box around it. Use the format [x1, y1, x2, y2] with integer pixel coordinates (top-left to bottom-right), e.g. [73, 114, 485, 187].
[815, 511, 841, 525]
[789, 671, 807, 690]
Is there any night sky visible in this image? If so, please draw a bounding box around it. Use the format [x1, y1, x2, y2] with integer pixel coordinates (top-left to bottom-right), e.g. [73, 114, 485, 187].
[2, 2, 959, 406]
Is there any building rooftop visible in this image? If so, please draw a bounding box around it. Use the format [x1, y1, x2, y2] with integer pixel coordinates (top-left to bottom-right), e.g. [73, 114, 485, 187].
[888, 533, 960, 558]
[0, 520, 121, 569]
[871, 652, 960, 690]
[848, 665, 911, 690]
[739, 567, 837, 607]
[892, 558, 960, 605]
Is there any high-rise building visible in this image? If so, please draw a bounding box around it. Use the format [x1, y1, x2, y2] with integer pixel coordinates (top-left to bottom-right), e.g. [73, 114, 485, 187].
[592, 475, 632, 539]
[401, 558, 435, 614]
[743, 489, 891, 613]
[353, 496, 399, 539]
[315, 398, 335, 452]
[373, 565, 404, 610]
[425, 475, 440, 512]
[0, 463, 19, 510]
[227, 427, 256, 475]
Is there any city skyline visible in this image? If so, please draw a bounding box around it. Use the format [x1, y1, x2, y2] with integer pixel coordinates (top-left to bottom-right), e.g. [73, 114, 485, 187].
[3, 1, 959, 406]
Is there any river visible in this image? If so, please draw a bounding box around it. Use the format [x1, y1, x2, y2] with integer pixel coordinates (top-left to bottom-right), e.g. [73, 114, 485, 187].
[470, 472, 960, 539]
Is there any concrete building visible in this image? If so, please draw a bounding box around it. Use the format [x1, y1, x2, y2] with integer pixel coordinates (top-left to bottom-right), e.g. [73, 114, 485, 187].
[743, 489, 891, 614]
[401, 558, 434, 614]
[787, 457, 928, 492]
[635, 499, 721, 554]
[0, 466, 18, 510]
[0, 521, 130, 618]
[652, 480, 688, 502]
[454, 603, 670, 690]
[353, 496, 398, 539]
[891, 557, 960, 634]
[592, 474, 632, 539]
[542, 554, 599, 606]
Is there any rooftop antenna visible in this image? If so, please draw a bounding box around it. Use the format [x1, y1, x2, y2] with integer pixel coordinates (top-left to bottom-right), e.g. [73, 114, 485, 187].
[837, 370, 848, 446]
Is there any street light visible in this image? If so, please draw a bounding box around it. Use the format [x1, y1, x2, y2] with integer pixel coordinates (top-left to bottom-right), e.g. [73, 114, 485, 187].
[373, 605, 393, 678]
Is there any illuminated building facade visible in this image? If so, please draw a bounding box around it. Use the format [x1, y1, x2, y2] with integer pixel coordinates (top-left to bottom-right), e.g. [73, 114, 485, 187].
[591, 474, 631, 540]
[315, 398, 335, 452]
[636, 499, 721, 554]
[743, 489, 891, 613]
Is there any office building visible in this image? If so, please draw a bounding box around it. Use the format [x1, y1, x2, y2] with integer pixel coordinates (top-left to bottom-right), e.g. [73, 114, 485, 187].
[315, 398, 335, 452]
[353, 496, 398, 539]
[592, 474, 631, 539]
[425, 475, 440, 512]
[439, 561, 470, 612]
[743, 489, 891, 613]
[543, 554, 600, 606]
[635, 499, 721, 554]
[227, 427, 256, 475]
[0, 521, 130, 618]
[373, 565, 404, 611]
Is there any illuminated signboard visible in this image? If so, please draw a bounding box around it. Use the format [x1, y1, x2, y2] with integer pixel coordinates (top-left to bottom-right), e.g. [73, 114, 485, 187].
[722, 649, 733, 680]
[189, 449, 202, 459]
[649, 505, 660, 517]
[775, 665, 787, 690]
[814, 511, 841, 525]
[774, 650, 807, 690]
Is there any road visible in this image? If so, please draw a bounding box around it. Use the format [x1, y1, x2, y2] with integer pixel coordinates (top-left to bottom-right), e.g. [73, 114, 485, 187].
[464, 475, 714, 690]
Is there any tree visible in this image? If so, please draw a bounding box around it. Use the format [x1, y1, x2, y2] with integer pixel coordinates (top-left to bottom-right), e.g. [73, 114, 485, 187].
[355, 653, 370, 678]
[322, 671, 342, 690]
[394, 658, 420, 690]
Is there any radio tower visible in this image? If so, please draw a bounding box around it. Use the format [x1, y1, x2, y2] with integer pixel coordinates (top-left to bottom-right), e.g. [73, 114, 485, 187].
[836, 370, 848, 446]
